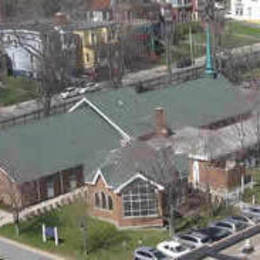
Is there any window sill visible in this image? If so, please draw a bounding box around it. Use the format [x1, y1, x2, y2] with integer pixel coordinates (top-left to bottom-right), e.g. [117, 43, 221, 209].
[122, 214, 159, 219]
[94, 207, 113, 212]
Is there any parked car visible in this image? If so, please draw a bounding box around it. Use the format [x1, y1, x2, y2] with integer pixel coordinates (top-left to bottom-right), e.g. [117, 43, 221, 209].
[176, 57, 192, 68]
[194, 227, 231, 242]
[134, 247, 169, 260]
[78, 83, 99, 94]
[226, 215, 258, 226]
[242, 205, 260, 219]
[209, 219, 247, 233]
[157, 240, 191, 259]
[59, 87, 79, 99]
[175, 232, 211, 248]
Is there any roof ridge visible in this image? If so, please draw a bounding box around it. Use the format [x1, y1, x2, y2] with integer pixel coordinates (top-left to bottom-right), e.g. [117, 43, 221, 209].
[69, 97, 131, 142]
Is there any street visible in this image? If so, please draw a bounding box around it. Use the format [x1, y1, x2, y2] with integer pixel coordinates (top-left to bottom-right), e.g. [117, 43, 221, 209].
[1, 41, 260, 121]
[0, 236, 62, 260]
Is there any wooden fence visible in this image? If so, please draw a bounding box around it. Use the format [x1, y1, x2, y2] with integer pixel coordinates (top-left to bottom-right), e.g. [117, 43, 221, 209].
[0, 65, 204, 129]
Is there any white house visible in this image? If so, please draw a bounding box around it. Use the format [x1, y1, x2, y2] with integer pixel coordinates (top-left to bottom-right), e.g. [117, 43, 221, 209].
[229, 0, 260, 20]
[0, 27, 80, 78]
[0, 29, 41, 77]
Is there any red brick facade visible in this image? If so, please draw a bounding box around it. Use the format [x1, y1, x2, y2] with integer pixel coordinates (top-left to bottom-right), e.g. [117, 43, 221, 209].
[0, 166, 85, 208]
[188, 159, 247, 192]
[86, 175, 164, 228]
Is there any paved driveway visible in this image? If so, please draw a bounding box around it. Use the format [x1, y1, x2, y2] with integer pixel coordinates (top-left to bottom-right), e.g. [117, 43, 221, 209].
[0, 236, 62, 260]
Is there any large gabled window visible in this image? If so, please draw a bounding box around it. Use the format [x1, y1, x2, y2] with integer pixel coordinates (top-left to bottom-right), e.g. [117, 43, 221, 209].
[122, 179, 158, 217]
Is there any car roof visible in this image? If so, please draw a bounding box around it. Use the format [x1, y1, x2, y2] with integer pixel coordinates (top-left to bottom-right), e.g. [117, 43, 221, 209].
[136, 246, 153, 250]
[159, 241, 182, 247]
[189, 232, 209, 238]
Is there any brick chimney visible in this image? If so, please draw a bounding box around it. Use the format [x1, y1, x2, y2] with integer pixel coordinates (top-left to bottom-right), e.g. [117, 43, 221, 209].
[53, 12, 68, 26]
[155, 107, 168, 137]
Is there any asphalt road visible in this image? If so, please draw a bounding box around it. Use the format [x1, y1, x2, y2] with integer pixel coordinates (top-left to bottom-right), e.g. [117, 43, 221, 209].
[0, 237, 59, 260]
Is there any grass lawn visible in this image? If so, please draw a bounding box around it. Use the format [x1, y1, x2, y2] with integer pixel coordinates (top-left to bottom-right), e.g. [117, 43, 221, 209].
[0, 204, 168, 260]
[0, 202, 234, 260]
[0, 76, 39, 106]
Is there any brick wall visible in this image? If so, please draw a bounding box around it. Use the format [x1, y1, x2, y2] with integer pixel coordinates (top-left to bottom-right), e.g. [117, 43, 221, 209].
[189, 159, 246, 192]
[0, 166, 85, 208]
[86, 175, 164, 228]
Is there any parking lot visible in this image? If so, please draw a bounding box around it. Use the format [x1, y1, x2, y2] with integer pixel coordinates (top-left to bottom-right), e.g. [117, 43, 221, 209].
[220, 232, 260, 259]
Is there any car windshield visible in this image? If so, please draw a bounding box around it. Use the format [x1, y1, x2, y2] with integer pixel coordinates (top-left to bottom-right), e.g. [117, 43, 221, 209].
[153, 250, 166, 259]
[201, 237, 210, 243]
[175, 245, 187, 252]
[232, 216, 248, 222]
[251, 208, 260, 213]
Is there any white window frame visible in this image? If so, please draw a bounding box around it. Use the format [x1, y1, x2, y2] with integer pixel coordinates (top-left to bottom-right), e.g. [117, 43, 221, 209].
[122, 181, 158, 218]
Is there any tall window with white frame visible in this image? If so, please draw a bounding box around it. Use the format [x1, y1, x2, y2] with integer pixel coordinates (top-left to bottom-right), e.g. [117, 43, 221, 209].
[122, 179, 158, 217]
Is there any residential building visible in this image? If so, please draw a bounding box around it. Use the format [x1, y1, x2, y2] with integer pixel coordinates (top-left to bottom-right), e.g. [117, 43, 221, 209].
[230, 0, 260, 20]
[73, 22, 119, 73]
[0, 29, 41, 77]
[85, 0, 114, 22]
[0, 27, 81, 78]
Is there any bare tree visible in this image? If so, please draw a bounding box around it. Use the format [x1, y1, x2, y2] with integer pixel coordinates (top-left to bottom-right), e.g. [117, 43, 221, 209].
[11, 27, 78, 116]
[0, 161, 23, 236]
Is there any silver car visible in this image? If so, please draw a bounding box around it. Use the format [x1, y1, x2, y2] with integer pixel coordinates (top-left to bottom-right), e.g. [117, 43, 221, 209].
[210, 219, 247, 233]
[226, 215, 258, 226]
[242, 205, 260, 219]
[175, 232, 211, 248]
[134, 247, 169, 260]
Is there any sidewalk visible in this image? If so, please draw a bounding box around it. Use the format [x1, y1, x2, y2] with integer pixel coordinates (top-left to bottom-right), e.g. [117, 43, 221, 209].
[0, 236, 64, 260]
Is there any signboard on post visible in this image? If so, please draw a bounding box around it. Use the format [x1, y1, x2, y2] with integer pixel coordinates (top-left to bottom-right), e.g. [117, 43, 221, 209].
[42, 223, 59, 246]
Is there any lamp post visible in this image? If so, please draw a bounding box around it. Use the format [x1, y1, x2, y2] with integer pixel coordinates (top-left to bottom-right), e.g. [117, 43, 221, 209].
[79, 217, 88, 255]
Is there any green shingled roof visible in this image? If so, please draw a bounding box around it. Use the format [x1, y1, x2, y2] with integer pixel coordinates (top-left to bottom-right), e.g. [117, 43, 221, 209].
[0, 74, 252, 185]
[0, 108, 121, 183]
[85, 75, 251, 137]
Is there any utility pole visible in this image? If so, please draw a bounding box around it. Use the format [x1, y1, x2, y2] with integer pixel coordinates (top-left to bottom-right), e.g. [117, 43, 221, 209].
[165, 21, 173, 80]
[189, 25, 194, 65]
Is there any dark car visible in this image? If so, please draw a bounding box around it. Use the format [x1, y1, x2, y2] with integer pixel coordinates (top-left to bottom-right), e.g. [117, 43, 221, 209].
[176, 57, 192, 68]
[194, 227, 232, 242]
[134, 247, 169, 260]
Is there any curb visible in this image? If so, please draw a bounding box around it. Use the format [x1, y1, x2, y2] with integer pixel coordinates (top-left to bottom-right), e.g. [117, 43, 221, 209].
[0, 236, 65, 260]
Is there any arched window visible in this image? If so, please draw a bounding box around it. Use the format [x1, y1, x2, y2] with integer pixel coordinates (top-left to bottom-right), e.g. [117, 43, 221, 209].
[108, 195, 113, 210]
[95, 193, 100, 208]
[101, 192, 107, 209]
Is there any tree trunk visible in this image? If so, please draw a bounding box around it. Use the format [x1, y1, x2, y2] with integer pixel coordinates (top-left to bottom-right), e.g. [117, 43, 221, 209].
[169, 204, 175, 237]
[13, 211, 20, 236]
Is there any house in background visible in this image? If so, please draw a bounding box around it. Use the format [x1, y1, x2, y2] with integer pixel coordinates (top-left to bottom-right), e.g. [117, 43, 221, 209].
[85, 0, 114, 23]
[0, 25, 81, 78]
[73, 22, 119, 74]
[229, 0, 260, 20]
[0, 29, 41, 77]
